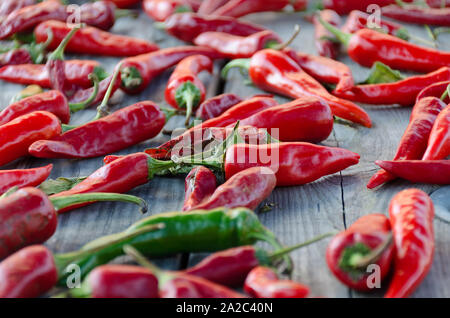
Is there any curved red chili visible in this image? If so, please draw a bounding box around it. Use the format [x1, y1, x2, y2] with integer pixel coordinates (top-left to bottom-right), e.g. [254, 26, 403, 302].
[0, 164, 52, 195]
[416, 81, 450, 104]
[313, 9, 341, 60]
[143, 0, 202, 22]
[382, 3, 450, 26]
[195, 93, 243, 120]
[422, 104, 450, 160]
[183, 166, 217, 212]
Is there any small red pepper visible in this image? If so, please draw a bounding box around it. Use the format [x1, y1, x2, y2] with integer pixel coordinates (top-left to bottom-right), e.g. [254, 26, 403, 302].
[244, 266, 309, 298]
[385, 189, 435, 298]
[313, 9, 341, 60]
[0, 164, 52, 195]
[423, 103, 450, 160]
[165, 55, 213, 126]
[326, 214, 394, 291]
[416, 81, 450, 104]
[367, 97, 446, 189]
[211, 0, 307, 18]
[223, 49, 372, 127]
[195, 93, 243, 120]
[183, 166, 217, 212]
[162, 12, 266, 43]
[143, 0, 202, 22]
[198, 0, 228, 14]
[375, 160, 450, 185]
[382, 3, 450, 26]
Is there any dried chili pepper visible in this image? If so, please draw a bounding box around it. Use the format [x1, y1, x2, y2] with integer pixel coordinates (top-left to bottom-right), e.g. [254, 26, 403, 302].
[0, 187, 148, 259]
[333, 67, 450, 106]
[120, 46, 221, 94]
[183, 166, 217, 212]
[423, 103, 450, 160]
[385, 189, 435, 298]
[0, 164, 52, 195]
[0, 111, 61, 167]
[162, 13, 266, 43]
[244, 266, 309, 298]
[326, 214, 394, 291]
[223, 49, 372, 127]
[198, 0, 228, 14]
[367, 97, 446, 189]
[143, 0, 202, 22]
[211, 0, 307, 18]
[313, 9, 341, 60]
[318, 17, 450, 73]
[375, 160, 450, 185]
[195, 93, 243, 120]
[416, 81, 450, 104]
[382, 3, 450, 26]
[165, 55, 213, 126]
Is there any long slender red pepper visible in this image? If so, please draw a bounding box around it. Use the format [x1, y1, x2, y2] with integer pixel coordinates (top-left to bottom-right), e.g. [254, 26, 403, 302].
[385, 189, 435, 298]
[120, 46, 221, 94]
[382, 3, 450, 26]
[195, 93, 243, 120]
[423, 103, 450, 160]
[0, 164, 52, 195]
[165, 55, 213, 126]
[319, 17, 450, 73]
[183, 166, 217, 211]
[0, 187, 147, 259]
[417, 81, 450, 104]
[211, 0, 307, 18]
[326, 214, 394, 291]
[0, 111, 61, 167]
[333, 67, 450, 106]
[143, 0, 202, 22]
[367, 97, 446, 189]
[375, 160, 450, 185]
[162, 13, 266, 43]
[223, 49, 372, 127]
[244, 266, 309, 298]
[313, 10, 341, 60]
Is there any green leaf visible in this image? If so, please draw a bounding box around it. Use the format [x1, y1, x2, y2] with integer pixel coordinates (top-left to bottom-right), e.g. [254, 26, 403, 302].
[361, 62, 405, 85]
[38, 177, 87, 196]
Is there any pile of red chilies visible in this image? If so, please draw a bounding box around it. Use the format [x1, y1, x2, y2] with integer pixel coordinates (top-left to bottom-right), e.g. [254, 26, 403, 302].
[0, 0, 448, 299]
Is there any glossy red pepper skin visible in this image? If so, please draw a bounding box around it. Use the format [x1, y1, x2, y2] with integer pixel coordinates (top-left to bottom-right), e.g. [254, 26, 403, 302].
[0, 90, 70, 125]
[246, 49, 371, 127]
[375, 160, 450, 185]
[342, 10, 403, 35]
[224, 142, 360, 186]
[143, 0, 202, 22]
[367, 97, 446, 189]
[195, 93, 243, 120]
[416, 81, 450, 104]
[285, 49, 354, 93]
[382, 4, 450, 26]
[211, 0, 305, 18]
[29, 101, 166, 159]
[0, 111, 61, 167]
[87, 265, 159, 298]
[237, 96, 334, 143]
[0, 48, 32, 67]
[322, 0, 398, 15]
[0, 188, 58, 259]
[423, 104, 450, 160]
[163, 13, 266, 43]
[244, 266, 309, 298]
[0, 245, 58, 298]
[385, 189, 435, 298]
[120, 46, 220, 94]
[313, 10, 341, 60]
[191, 167, 277, 211]
[183, 166, 217, 212]
[35, 20, 159, 57]
[0, 0, 35, 19]
[326, 214, 394, 291]
[334, 67, 450, 106]
[0, 164, 52, 195]
[0, 60, 100, 89]
[198, 0, 228, 14]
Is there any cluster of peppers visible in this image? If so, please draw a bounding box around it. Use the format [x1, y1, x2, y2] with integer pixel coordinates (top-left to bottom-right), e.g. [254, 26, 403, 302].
[0, 0, 448, 299]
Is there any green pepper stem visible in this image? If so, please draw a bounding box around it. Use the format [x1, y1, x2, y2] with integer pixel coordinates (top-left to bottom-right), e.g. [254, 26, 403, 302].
[123, 245, 163, 276]
[221, 58, 251, 79]
[175, 81, 201, 127]
[48, 25, 81, 61]
[440, 84, 450, 101]
[147, 156, 179, 179]
[50, 192, 148, 214]
[160, 106, 183, 122]
[69, 73, 100, 112]
[115, 9, 139, 20]
[317, 15, 351, 47]
[250, 232, 293, 275]
[348, 232, 393, 269]
[120, 66, 142, 91]
[269, 24, 301, 50]
[94, 62, 123, 120]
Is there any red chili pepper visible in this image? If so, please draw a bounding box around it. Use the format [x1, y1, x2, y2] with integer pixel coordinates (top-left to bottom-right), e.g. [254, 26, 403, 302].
[319, 17, 450, 73]
[423, 104, 450, 160]
[0, 245, 58, 298]
[0, 60, 103, 89]
[195, 93, 243, 120]
[193, 30, 283, 60]
[382, 3, 450, 26]
[0, 0, 35, 20]
[367, 97, 446, 189]
[35, 20, 159, 57]
[333, 67, 450, 106]
[211, 0, 306, 18]
[223, 49, 372, 127]
[0, 164, 52, 195]
[188, 167, 276, 211]
[78, 0, 127, 31]
[319, 0, 399, 15]
[143, 0, 202, 22]
[162, 13, 266, 43]
[183, 166, 217, 212]
[416, 81, 450, 104]
[313, 10, 341, 60]
[110, 0, 142, 8]
[198, 0, 228, 14]
[165, 55, 213, 126]
[342, 10, 403, 35]
[385, 189, 435, 298]
[244, 266, 309, 298]
[120, 46, 221, 94]
[0, 48, 32, 67]
[375, 160, 450, 185]
[326, 214, 394, 291]
[0, 111, 61, 167]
